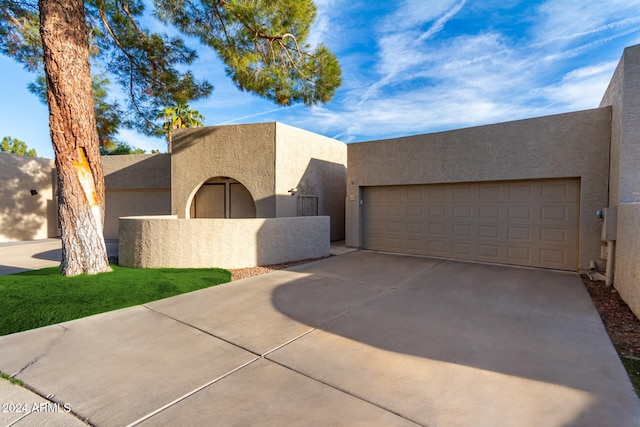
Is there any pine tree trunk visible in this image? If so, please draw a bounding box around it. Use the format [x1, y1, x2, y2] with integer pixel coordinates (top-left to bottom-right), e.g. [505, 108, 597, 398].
[39, 0, 111, 276]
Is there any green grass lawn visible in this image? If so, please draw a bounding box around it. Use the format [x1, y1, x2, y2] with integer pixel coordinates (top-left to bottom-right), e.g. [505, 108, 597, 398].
[0, 265, 231, 336]
[620, 355, 640, 397]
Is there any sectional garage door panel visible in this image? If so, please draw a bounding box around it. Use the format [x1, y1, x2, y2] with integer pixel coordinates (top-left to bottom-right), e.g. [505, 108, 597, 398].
[362, 179, 579, 270]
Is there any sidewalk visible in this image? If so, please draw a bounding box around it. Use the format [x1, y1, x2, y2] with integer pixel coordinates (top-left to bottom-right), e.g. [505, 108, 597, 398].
[1, 250, 639, 426]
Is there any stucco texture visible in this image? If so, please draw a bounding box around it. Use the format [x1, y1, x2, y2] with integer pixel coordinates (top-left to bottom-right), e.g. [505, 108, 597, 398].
[274, 123, 347, 241]
[600, 44, 640, 318]
[616, 203, 640, 318]
[171, 123, 277, 219]
[601, 55, 624, 208]
[118, 216, 330, 269]
[346, 108, 612, 272]
[102, 154, 172, 239]
[171, 122, 347, 240]
[102, 154, 171, 189]
[0, 153, 57, 242]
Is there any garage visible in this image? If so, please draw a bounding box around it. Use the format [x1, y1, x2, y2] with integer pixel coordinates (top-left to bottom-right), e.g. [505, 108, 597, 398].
[362, 179, 580, 271]
[104, 190, 171, 239]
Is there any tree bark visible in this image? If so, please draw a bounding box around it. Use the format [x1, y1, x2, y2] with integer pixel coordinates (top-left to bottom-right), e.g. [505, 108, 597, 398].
[39, 0, 111, 275]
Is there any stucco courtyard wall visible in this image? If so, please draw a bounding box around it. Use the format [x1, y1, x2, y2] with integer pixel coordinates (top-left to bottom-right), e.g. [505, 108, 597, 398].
[346, 108, 611, 272]
[118, 216, 330, 269]
[0, 153, 57, 242]
[600, 44, 640, 318]
[274, 122, 347, 241]
[171, 122, 347, 240]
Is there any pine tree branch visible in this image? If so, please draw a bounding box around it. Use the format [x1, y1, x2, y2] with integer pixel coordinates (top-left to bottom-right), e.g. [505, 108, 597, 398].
[96, 5, 157, 133]
[210, 1, 231, 45]
[118, 0, 145, 40]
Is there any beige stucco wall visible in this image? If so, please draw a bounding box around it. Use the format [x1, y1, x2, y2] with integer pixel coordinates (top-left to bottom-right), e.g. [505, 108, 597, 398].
[170, 122, 347, 240]
[102, 153, 171, 189]
[274, 122, 347, 240]
[171, 123, 277, 218]
[616, 204, 640, 317]
[118, 216, 330, 269]
[346, 108, 612, 272]
[601, 44, 640, 207]
[601, 58, 624, 208]
[600, 44, 640, 318]
[0, 153, 57, 242]
[102, 154, 172, 239]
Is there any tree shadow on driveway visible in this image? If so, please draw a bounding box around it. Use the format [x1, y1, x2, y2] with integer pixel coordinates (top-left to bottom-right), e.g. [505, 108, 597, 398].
[269, 251, 640, 427]
[32, 248, 61, 261]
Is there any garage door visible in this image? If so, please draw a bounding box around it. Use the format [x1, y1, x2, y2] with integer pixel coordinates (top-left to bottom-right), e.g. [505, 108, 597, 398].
[104, 190, 171, 239]
[362, 179, 579, 270]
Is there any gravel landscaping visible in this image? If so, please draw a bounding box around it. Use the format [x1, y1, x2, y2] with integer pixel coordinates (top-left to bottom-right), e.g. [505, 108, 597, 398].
[228, 257, 327, 281]
[582, 274, 640, 396]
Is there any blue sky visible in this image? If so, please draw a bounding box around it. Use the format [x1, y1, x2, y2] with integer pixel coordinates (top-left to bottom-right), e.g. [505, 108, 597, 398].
[1, 0, 640, 159]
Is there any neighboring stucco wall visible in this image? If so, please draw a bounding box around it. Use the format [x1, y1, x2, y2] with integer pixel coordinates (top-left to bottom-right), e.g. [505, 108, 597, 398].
[102, 154, 172, 239]
[102, 153, 171, 189]
[600, 44, 640, 318]
[171, 124, 277, 218]
[118, 216, 330, 268]
[274, 122, 347, 241]
[616, 204, 640, 317]
[0, 153, 57, 242]
[346, 108, 611, 272]
[601, 57, 624, 208]
[601, 45, 640, 206]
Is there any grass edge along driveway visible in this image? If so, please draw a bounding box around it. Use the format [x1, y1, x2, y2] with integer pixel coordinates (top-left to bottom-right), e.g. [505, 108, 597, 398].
[0, 265, 231, 336]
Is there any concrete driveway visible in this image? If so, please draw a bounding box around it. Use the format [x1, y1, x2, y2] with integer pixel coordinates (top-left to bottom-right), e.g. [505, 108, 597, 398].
[0, 239, 119, 275]
[1, 249, 639, 426]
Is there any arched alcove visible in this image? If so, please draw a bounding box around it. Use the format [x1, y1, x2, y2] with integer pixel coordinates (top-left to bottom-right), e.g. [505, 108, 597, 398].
[189, 177, 257, 219]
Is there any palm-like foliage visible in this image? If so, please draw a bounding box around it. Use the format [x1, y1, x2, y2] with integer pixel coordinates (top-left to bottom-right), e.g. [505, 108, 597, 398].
[157, 103, 205, 152]
[0, 0, 340, 276]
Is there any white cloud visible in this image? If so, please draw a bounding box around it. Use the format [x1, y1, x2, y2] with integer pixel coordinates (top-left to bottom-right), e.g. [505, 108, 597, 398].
[292, 0, 640, 143]
[532, 0, 640, 45]
[534, 61, 619, 111]
[307, 0, 337, 44]
[118, 0, 640, 146]
[381, 0, 464, 32]
[357, 0, 469, 105]
[217, 104, 304, 126]
[540, 26, 640, 63]
[283, 78, 535, 144]
[7, 0, 640, 156]
[417, 0, 467, 42]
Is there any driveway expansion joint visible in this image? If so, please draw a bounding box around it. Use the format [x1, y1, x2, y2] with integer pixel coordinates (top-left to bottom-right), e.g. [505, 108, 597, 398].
[395, 258, 447, 291]
[261, 328, 318, 358]
[263, 357, 425, 427]
[3, 250, 637, 425]
[142, 305, 263, 357]
[124, 357, 261, 427]
[5, 412, 30, 427]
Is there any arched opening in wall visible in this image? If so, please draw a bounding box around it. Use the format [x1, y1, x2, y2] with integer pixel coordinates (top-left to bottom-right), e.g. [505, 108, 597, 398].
[189, 177, 257, 218]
